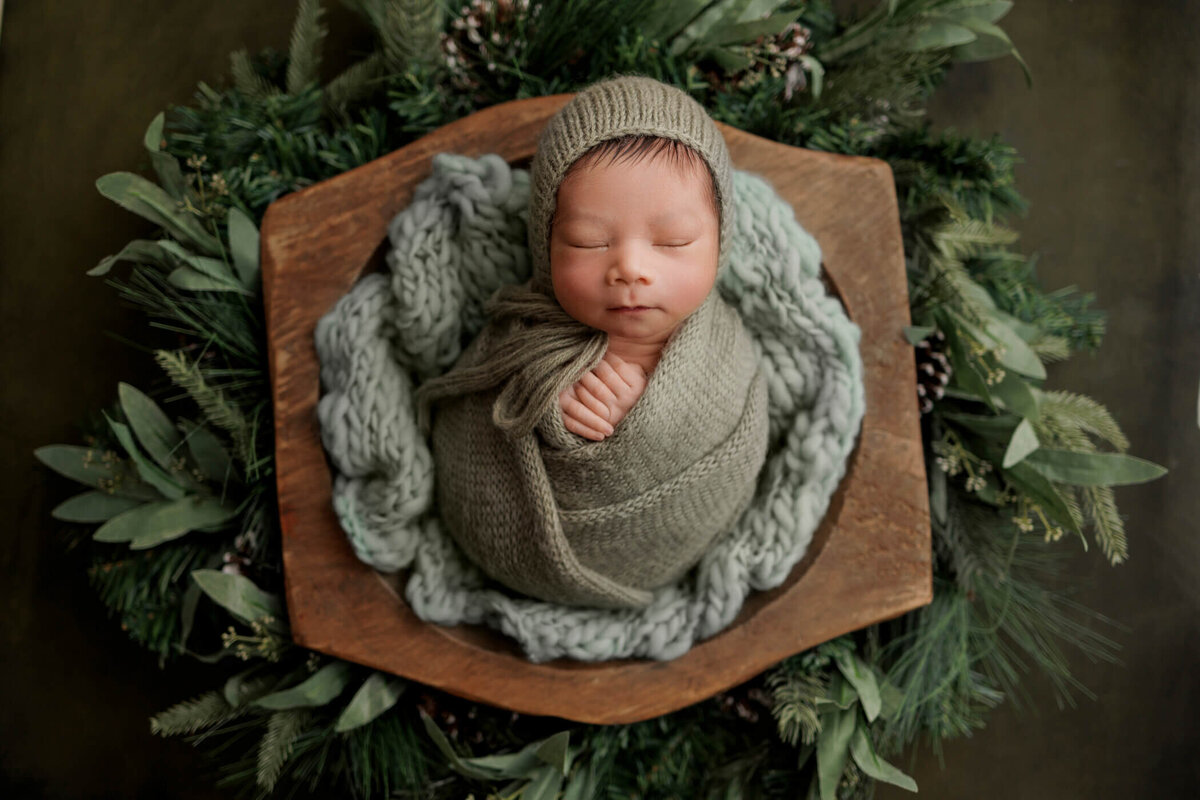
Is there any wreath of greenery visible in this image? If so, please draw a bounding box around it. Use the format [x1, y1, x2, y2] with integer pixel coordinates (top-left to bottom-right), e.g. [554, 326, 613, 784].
[34, 2, 1168, 798]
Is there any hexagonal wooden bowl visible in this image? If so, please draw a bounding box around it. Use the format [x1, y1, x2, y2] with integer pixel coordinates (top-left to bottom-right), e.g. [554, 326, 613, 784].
[261, 93, 931, 725]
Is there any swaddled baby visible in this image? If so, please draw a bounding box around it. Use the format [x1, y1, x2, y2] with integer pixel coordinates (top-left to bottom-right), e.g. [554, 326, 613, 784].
[418, 75, 770, 609]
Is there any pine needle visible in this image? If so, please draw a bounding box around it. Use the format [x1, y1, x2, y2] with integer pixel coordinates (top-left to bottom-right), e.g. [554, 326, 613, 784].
[324, 51, 387, 114]
[257, 709, 314, 790]
[287, 0, 328, 94]
[155, 348, 256, 468]
[230, 49, 280, 100]
[1082, 484, 1128, 565]
[766, 669, 826, 747]
[1038, 390, 1130, 452]
[152, 690, 245, 735]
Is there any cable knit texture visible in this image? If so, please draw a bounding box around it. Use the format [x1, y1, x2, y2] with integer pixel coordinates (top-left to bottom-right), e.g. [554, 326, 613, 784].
[315, 148, 865, 661]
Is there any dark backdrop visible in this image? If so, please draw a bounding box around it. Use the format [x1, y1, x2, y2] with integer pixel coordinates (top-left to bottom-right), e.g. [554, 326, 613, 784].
[3, 1, 1196, 797]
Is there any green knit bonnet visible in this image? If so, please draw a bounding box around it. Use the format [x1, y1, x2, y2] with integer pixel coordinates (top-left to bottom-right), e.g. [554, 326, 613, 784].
[527, 73, 736, 291]
[417, 74, 735, 437]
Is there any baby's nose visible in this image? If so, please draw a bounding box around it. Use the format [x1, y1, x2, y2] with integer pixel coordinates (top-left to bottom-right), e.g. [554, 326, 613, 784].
[607, 245, 652, 284]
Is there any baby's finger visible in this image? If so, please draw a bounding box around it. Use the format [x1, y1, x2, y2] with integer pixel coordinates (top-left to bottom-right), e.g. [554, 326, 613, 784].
[579, 370, 620, 407]
[593, 357, 633, 391]
[612, 357, 648, 389]
[563, 413, 609, 441]
[560, 392, 614, 437]
[573, 381, 612, 420]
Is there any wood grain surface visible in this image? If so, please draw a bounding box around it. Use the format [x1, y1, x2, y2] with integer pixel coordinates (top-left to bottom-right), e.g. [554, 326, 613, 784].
[261, 93, 931, 725]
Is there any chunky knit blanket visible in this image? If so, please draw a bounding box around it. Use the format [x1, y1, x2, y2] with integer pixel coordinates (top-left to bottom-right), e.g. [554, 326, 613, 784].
[315, 152, 865, 662]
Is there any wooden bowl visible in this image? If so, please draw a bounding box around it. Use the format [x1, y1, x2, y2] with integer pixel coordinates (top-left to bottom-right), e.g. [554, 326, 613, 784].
[261, 93, 931, 725]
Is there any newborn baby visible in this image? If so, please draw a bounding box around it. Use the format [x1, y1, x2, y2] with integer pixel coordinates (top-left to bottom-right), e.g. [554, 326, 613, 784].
[552, 135, 721, 440]
[419, 75, 770, 609]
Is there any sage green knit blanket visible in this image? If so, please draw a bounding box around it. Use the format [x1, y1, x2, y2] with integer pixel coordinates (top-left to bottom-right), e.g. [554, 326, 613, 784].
[315, 152, 865, 662]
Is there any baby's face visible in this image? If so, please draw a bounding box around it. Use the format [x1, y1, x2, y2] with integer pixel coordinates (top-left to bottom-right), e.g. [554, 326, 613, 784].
[549, 153, 719, 346]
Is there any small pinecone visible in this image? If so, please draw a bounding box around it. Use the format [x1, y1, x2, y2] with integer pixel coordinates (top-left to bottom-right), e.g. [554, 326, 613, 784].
[915, 330, 952, 415]
[712, 679, 773, 725]
[418, 691, 513, 746]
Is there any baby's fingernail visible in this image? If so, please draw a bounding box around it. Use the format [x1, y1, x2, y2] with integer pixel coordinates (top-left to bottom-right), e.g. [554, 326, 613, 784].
[603, 422, 614, 435]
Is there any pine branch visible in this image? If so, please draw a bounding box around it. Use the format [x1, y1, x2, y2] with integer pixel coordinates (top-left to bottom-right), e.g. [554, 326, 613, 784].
[230, 49, 280, 101]
[286, 0, 329, 94]
[152, 690, 247, 735]
[1038, 390, 1130, 452]
[766, 669, 826, 747]
[324, 51, 387, 114]
[1028, 333, 1070, 363]
[155, 349, 256, 469]
[257, 709, 314, 790]
[346, 0, 442, 72]
[1082, 484, 1128, 565]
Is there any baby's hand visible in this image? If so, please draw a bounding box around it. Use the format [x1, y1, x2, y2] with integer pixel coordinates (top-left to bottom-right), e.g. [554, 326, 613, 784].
[558, 353, 649, 441]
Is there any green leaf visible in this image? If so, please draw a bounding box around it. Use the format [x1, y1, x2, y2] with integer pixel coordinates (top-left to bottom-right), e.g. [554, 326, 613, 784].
[51, 490, 141, 522]
[192, 569, 286, 631]
[935, 1, 1013, 24]
[981, 312, 1046, 379]
[33, 444, 158, 500]
[817, 671, 859, 711]
[226, 207, 260, 290]
[990, 371, 1039, 420]
[92, 495, 237, 548]
[942, 410, 1021, 443]
[534, 731, 572, 774]
[707, 10, 800, 47]
[1002, 418, 1040, 468]
[849, 724, 917, 791]
[255, 663, 353, 710]
[833, 651, 882, 722]
[421, 711, 505, 781]
[167, 267, 249, 294]
[180, 419, 234, 485]
[88, 239, 166, 276]
[225, 664, 271, 707]
[799, 54, 825, 99]
[104, 413, 185, 500]
[1024, 449, 1168, 487]
[816, 707, 856, 800]
[904, 21, 977, 52]
[95, 172, 221, 256]
[671, 0, 754, 55]
[930, 459, 947, 525]
[903, 325, 936, 345]
[522, 765, 565, 800]
[119, 382, 184, 473]
[334, 673, 406, 733]
[941, 321, 997, 410]
[710, 47, 755, 73]
[1003, 460, 1082, 535]
[645, 0, 711, 42]
[143, 112, 187, 200]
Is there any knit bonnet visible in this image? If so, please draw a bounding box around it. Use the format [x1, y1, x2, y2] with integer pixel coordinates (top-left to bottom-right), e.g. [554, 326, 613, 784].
[527, 74, 736, 294]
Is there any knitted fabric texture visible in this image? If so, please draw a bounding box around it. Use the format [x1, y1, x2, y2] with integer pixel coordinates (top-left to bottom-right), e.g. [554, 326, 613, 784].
[315, 152, 865, 661]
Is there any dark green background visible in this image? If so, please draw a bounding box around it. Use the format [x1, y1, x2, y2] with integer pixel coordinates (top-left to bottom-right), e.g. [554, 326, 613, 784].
[3, 1, 1196, 797]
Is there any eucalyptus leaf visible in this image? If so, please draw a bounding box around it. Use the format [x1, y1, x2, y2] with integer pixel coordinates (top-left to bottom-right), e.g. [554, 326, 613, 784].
[158, 239, 239, 283]
[671, 0, 754, 55]
[941, 410, 1021, 443]
[92, 499, 177, 543]
[51, 490, 141, 522]
[930, 459, 947, 525]
[33, 444, 158, 500]
[904, 21, 977, 52]
[421, 711, 505, 781]
[710, 47, 754, 73]
[128, 495, 239, 549]
[849, 724, 918, 791]
[119, 382, 184, 473]
[192, 569, 286, 631]
[534, 731, 572, 773]
[989, 371, 1039, 420]
[95, 171, 221, 256]
[1024, 449, 1167, 487]
[877, 676, 904, 721]
[645, 0, 711, 42]
[707, 11, 799, 48]
[833, 650, 882, 722]
[104, 414, 185, 500]
[522, 765, 565, 800]
[180, 419, 234, 485]
[1002, 418, 1040, 468]
[226, 207, 260, 290]
[179, 577, 203, 649]
[903, 324, 936, 345]
[981, 312, 1046, 379]
[168, 266, 251, 294]
[334, 673, 406, 732]
[225, 664, 270, 707]
[940, 321, 997, 410]
[935, 1, 1013, 24]
[89, 239, 166, 276]
[1003, 460, 1082, 535]
[817, 671, 859, 711]
[143, 112, 187, 200]
[815, 707, 856, 800]
[254, 663, 353, 710]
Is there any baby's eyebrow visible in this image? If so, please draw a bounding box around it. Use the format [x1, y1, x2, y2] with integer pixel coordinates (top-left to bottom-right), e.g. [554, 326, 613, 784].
[555, 210, 698, 226]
